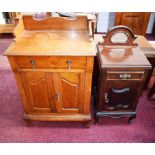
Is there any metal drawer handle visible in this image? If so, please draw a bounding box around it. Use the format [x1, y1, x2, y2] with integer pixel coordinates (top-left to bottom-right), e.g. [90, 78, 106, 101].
[119, 74, 131, 79]
[66, 60, 72, 70]
[55, 93, 61, 101]
[105, 93, 109, 103]
[30, 60, 36, 69]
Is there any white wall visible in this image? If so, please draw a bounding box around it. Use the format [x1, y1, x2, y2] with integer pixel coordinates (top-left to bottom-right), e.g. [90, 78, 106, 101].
[97, 12, 110, 33]
[0, 12, 5, 24]
[146, 12, 155, 33]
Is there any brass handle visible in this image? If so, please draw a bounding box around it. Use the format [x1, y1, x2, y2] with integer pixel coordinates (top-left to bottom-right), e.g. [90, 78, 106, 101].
[119, 74, 131, 79]
[105, 93, 109, 103]
[55, 93, 61, 101]
[30, 60, 36, 69]
[66, 60, 72, 70]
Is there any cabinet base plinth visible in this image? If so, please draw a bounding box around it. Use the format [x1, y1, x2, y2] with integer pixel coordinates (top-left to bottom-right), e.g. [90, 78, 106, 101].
[94, 111, 136, 124]
[83, 121, 91, 128]
[23, 113, 91, 122]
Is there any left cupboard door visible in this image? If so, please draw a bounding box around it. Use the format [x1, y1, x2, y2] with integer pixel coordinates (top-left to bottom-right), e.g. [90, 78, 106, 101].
[20, 71, 55, 113]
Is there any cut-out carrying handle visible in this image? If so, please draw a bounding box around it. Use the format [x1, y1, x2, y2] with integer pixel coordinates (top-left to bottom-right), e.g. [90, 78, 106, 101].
[112, 88, 130, 94]
[102, 25, 138, 46]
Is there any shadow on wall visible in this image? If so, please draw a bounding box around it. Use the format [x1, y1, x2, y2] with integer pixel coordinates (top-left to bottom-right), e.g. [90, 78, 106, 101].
[152, 19, 155, 37]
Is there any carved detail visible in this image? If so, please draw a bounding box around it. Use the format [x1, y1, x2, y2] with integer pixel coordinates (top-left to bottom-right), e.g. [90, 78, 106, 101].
[105, 87, 131, 110]
[31, 77, 45, 86]
[119, 73, 131, 79]
[61, 78, 78, 109]
[61, 78, 77, 87]
[102, 25, 138, 46]
[29, 76, 50, 111]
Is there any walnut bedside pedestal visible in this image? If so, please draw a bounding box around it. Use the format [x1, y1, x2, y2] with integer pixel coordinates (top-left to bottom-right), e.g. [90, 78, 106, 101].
[94, 26, 151, 124]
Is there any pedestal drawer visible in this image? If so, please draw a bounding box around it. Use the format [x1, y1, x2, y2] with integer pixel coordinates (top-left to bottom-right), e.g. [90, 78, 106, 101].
[107, 71, 144, 80]
[15, 56, 87, 69]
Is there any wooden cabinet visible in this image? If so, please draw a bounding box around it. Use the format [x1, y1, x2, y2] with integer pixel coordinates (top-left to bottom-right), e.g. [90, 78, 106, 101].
[8, 55, 93, 125]
[5, 15, 95, 127]
[94, 26, 151, 123]
[115, 12, 150, 35]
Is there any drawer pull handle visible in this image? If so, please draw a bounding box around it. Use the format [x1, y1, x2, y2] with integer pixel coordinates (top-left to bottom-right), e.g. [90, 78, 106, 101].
[119, 74, 131, 79]
[66, 60, 72, 70]
[55, 93, 61, 101]
[30, 60, 36, 69]
[105, 93, 109, 103]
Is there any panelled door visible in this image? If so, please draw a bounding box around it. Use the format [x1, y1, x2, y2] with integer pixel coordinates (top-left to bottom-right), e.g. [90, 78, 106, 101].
[20, 71, 55, 113]
[115, 12, 150, 35]
[102, 81, 142, 111]
[52, 72, 85, 114]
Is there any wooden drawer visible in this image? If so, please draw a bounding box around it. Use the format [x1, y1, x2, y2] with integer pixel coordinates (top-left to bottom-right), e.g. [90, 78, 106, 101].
[15, 56, 87, 69]
[107, 71, 144, 80]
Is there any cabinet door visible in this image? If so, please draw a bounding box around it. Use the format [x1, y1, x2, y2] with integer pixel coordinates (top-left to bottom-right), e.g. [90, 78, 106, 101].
[20, 71, 55, 113]
[52, 72, 85, 114]
[102, 81, 141, 111]
[115, 12, 150, 35]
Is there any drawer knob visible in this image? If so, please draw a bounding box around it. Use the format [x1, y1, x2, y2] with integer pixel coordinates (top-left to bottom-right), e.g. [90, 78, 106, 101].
[105, 93, 109, 103]
[30, 60, 36, 69]
[119, 74, 131, 79]
[66, 60, 72, 70]
[55, 93, 61, 101]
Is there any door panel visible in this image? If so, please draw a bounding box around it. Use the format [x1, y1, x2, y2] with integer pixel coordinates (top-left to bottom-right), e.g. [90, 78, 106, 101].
[115, 12, 150, 35]
[61, 79, 78, 108]
[20, 72, 54, 113]
[102, 81, 141, 111]
[53, 72, 85, 114]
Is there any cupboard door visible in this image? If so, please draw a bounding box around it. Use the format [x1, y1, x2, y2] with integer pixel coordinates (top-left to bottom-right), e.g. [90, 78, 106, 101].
[115, 12, 150, 35]
[20, 71, 54, 113]
[52, 72, 85, 114]
[102, 81, 141, 111]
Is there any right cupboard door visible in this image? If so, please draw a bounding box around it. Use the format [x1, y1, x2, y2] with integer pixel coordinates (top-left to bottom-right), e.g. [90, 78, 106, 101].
[52, 72, 85, 114]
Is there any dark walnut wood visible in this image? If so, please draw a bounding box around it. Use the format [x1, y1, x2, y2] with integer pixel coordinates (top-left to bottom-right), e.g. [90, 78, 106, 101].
[102, 25, 137, 46]
[93, 26, 151, 124]
[114, 12, 150, 35]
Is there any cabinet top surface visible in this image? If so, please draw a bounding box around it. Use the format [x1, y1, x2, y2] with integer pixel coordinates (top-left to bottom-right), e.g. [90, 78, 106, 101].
[97, 45, 151, 68]
[4, 30, 96, 56]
